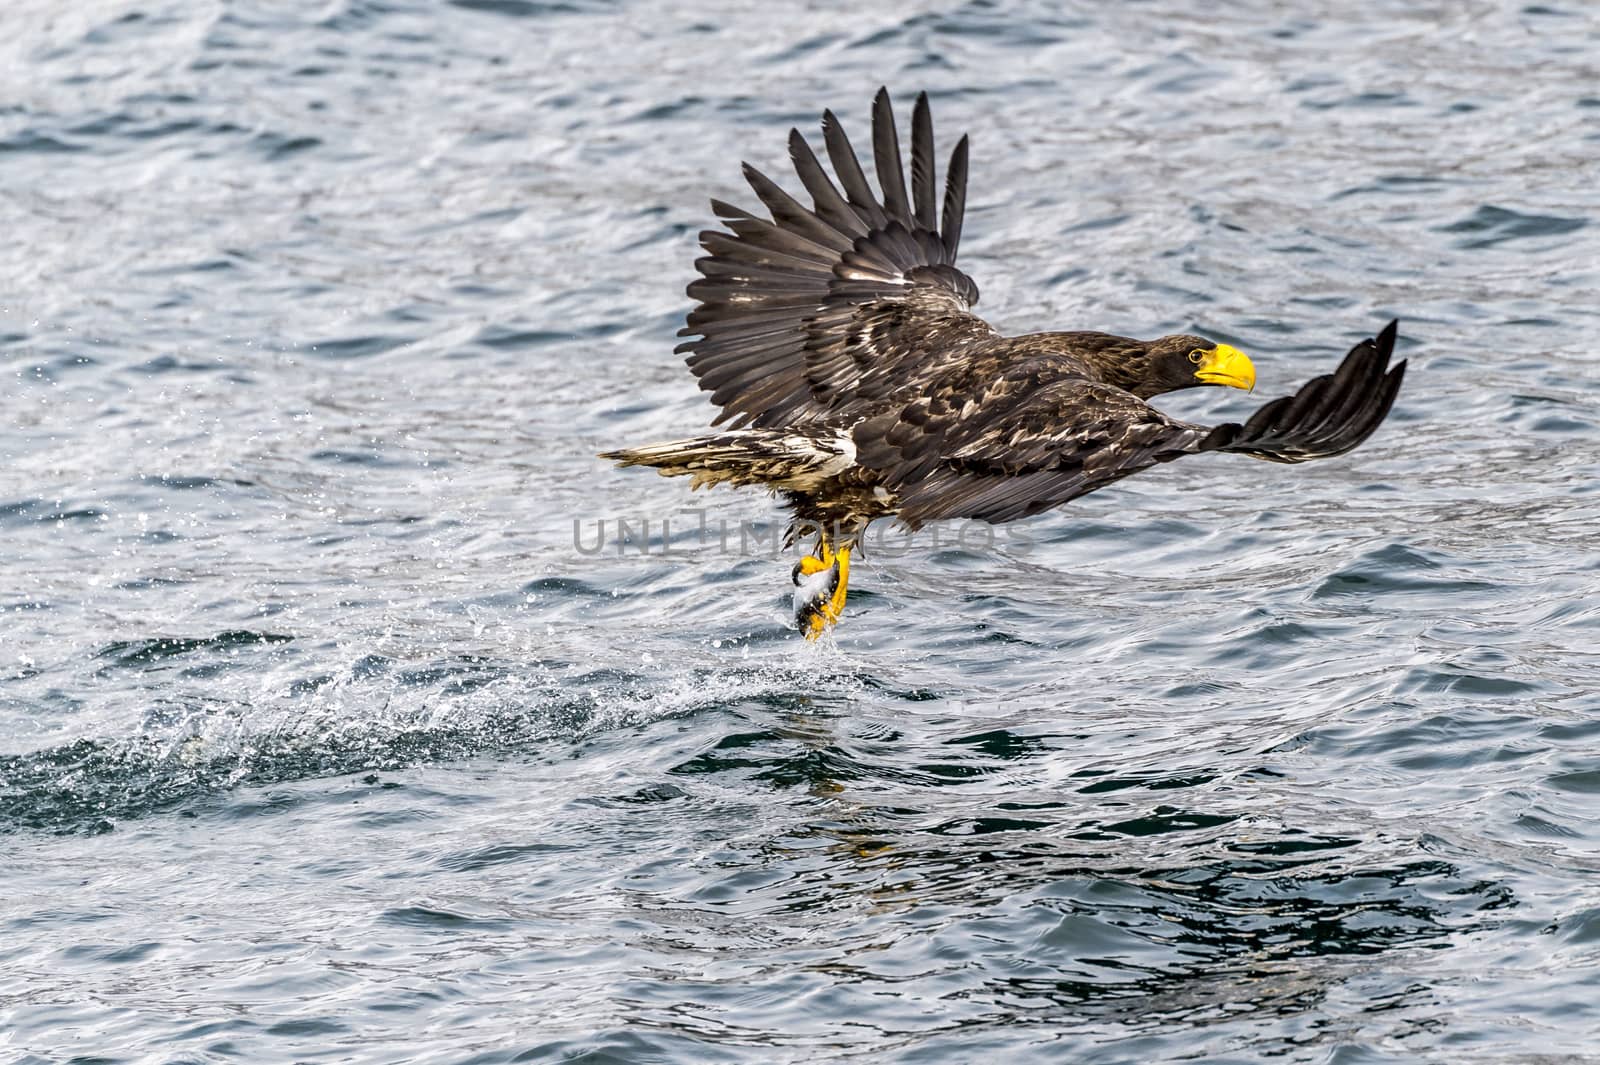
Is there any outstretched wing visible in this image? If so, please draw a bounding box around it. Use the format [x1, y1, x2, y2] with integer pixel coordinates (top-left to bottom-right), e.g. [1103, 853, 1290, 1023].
[680, 88, 997, 429]
[1195, 320, 1406, 463]
[857, 323, 1408, 528]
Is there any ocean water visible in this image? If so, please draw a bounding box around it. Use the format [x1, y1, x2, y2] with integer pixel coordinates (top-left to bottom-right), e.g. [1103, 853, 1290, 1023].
[3, 1, 1599, 1061]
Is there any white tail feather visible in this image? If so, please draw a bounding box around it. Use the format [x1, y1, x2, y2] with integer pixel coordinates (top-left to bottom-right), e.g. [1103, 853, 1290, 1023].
[601, 429, 855, 491]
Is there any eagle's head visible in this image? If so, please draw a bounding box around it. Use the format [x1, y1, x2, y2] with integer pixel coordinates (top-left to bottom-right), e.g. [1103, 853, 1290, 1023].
[1141, 334, 1257, 396]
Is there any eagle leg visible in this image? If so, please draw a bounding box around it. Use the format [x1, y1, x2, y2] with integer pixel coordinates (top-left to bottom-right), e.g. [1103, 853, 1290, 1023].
[792, 534, 852, 639]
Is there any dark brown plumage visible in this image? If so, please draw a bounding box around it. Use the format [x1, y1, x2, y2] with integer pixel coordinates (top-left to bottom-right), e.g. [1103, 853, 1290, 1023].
[602, 89, 1408, 635]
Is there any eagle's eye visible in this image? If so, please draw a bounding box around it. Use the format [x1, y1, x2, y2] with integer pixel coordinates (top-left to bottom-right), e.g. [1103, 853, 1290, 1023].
[1188, 348, 1206, 363]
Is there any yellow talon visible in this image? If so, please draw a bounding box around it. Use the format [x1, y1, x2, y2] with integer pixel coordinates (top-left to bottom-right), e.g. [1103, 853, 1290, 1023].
[796, 554, 833, 576]
[798, 546, 850, 639]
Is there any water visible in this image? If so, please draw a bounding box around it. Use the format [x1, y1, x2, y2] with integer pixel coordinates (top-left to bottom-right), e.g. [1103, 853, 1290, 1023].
[3, 1, 1599, 1061]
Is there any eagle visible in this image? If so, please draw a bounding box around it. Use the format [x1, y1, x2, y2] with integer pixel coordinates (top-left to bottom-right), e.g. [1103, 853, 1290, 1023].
[602, 89, 1407, 638]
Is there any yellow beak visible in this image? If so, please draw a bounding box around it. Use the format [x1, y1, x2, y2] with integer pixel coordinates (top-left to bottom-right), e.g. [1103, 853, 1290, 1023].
[1194, 343, 1256, 392]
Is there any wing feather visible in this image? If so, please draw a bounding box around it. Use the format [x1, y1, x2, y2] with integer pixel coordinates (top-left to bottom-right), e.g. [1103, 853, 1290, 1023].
[740, 164, 850, 250]
[682, 90, 990, 427]
[872, 89, 913, 226]
[822, 109, 888, 229]
[942, 134, 969, 259]
[855, 359, 1204, 527]
[910, 92, 938, 232]
[787, 129, 869, 239]
[1199, 322, 1405, 462]
[858, 324, 1406, 527]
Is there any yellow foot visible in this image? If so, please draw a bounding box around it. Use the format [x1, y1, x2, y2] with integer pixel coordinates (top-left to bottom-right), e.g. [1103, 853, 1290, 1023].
[793, 547, 851, 639]
[795, 554, 833, 577]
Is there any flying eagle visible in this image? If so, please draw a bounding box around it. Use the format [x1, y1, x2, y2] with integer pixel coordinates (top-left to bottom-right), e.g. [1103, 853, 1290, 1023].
[602, 89, 1407, 638]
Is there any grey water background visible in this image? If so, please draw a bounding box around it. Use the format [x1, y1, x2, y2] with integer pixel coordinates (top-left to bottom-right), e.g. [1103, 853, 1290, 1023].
[3, 0, 1599, 1061]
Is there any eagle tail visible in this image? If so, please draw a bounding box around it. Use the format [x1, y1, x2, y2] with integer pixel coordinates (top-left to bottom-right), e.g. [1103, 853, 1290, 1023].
[600, 429, 855, 491]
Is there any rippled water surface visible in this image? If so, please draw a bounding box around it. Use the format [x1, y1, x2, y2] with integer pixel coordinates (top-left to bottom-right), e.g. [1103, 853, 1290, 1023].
[5, 1, 1600, 1061]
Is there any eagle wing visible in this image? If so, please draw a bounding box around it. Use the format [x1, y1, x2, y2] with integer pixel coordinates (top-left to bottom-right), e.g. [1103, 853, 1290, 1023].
[681, 89, 997, 428]
[857, 323, 1407, 528]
